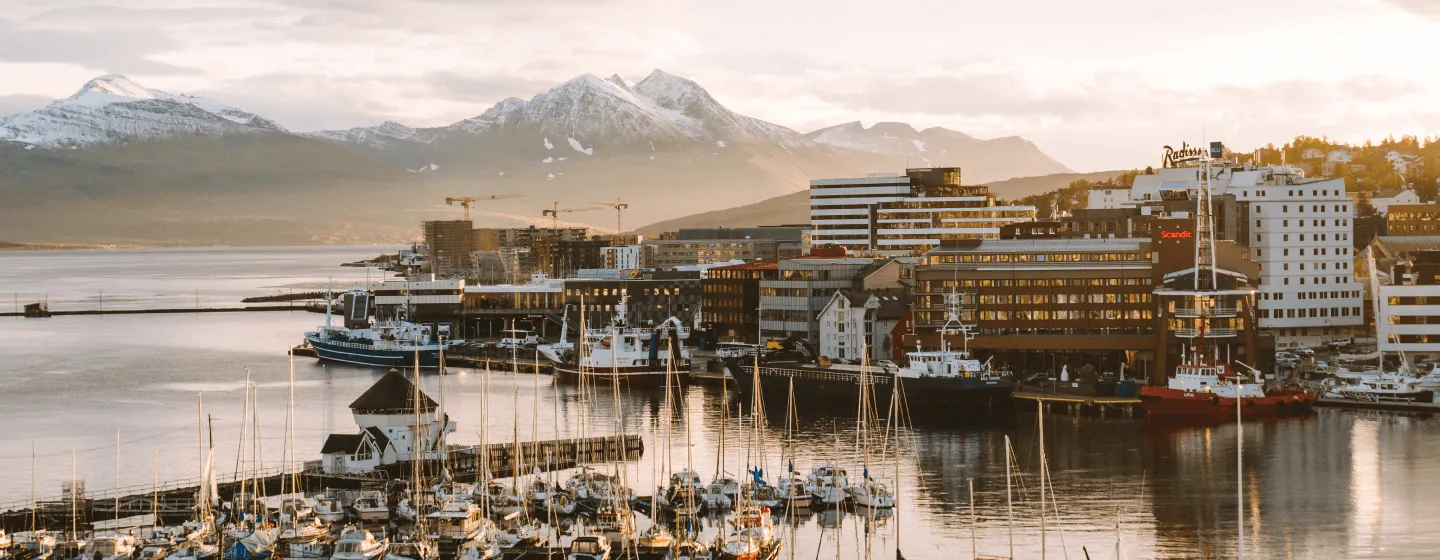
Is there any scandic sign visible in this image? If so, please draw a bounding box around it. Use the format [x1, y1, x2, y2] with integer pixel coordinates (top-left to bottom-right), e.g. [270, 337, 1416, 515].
[1160, 230, 1194, 239]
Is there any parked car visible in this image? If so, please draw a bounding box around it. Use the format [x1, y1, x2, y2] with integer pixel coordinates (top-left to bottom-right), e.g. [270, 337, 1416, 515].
[1314, 360, 1330, 369]
[1297, 348, 1315, 357]
[1275, 352, 1299, 363]
[1328, 338, 1354, 349]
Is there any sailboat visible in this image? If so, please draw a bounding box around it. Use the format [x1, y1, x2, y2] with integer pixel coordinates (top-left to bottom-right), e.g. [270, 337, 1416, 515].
[225, 376, 279, 560]
[847, 342, 895, 509]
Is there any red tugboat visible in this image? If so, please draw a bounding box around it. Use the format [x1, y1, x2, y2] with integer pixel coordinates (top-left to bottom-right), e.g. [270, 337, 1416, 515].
[1141, 149, 1316, 419]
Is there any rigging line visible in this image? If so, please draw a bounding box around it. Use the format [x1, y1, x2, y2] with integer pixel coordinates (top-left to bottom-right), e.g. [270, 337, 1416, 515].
[0, 424, 193, 459]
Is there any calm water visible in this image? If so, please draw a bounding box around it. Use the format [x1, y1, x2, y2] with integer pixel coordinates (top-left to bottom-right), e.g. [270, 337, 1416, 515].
[2, 247, 1439, 559]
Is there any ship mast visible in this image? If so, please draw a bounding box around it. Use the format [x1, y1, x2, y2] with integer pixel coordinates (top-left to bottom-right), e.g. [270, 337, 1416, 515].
[1193, 153, 1220, 365]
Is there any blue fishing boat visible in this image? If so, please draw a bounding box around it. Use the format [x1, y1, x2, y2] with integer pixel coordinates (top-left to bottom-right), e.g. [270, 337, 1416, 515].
[301, 287, 450, 368]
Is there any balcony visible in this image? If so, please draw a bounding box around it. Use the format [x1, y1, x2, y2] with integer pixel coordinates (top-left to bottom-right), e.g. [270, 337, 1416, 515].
[1172, 307, 1237, 318]
[1173, 328, 1238, 338]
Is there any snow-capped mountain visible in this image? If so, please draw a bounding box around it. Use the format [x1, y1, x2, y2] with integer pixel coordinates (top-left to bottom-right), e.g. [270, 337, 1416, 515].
[307, 70, 817, 157]
[631, 70, 811, 149]
[0, 75, 284, 147]
[806, 121, 1071, 182]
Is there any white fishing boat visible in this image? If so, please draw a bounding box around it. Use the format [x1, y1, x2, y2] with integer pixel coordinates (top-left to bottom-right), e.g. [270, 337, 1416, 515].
[1321, 370, 1433, 403]
[330, 528, 387, 560]
[566, 536, 612, 560]
[303, 288, 450, 369]
[552, 296, 690, 387]
[636, 525, 675, 549]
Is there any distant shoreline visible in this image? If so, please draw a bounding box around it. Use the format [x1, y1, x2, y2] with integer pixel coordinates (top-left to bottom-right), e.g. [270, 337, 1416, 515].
[0, 241, 116, 251]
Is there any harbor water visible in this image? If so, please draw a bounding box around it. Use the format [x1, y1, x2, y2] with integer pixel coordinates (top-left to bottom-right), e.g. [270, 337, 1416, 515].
[3, 247, 1440, 558]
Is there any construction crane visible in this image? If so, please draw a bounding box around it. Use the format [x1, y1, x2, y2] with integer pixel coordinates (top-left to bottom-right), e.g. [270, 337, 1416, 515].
[588, 198, 630, 234]
[541, 202, 601, 231]
[445, 194, 523, 220]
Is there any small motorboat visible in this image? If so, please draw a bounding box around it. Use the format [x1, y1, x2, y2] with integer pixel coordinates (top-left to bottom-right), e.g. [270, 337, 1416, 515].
[566, 536, 612, 560]
[330, 528, 387, 560]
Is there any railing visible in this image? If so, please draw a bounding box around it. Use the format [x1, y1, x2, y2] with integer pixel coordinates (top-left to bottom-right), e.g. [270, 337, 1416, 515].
[1173, 328, 1238, 338]
[740, 365, 893, 386]
[0, 466, 291, 513]
[1173, 307, 1238, 317]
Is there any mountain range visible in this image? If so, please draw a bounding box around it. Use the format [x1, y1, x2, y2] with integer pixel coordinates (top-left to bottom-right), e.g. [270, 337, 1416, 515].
[0, 71, 1072, 246]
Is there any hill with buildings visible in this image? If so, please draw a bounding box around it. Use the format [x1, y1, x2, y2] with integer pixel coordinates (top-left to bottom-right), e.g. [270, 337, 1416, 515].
[0, 72, 1073, 246]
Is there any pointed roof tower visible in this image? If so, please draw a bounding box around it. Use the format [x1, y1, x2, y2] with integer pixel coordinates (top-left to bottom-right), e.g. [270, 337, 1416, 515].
[349, 369, 438, 414]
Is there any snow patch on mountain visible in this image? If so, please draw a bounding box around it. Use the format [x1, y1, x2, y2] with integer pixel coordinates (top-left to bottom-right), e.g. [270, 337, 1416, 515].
[544, 137, 553, 149]
[0, 74, 285, 147]
[567, 137, 593, 155]
[543, 157, 553, 163]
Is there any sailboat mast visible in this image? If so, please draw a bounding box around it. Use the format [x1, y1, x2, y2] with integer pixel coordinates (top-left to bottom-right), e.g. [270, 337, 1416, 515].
[116, 429, 121, 534]
[1005, 436, 1014, 559]
[1039, 401, 1046, 560]
[1237, 389, 1244, 559]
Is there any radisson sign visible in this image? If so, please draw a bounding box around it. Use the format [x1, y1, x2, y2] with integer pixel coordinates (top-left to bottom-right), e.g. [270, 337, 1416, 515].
[1162, 142, 1207, 168]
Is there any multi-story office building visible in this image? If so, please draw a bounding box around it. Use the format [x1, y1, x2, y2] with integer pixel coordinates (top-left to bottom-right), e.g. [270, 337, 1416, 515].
[423, 220, 475, 278]
[548, 237, 609, 279]
[910, 218, 1268, 379]
[1387, 204, 1440, 236]
[373, 278, 465, 337]
[562, 271, 702, 330]
[602, 245, 651, 269]
[1375, 251, 1440, 368]
[701, 260, 778, 344]
[758, 257, 907, 344]
[809, 167, 1036, 254]
[1106, 163, 1364, 347]
[646, 226, 808, 268]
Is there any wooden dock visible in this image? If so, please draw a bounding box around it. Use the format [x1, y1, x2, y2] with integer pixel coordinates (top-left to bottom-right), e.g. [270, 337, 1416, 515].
[1012, 391, 1145, 418]
[0, 434, 641, 532]
[1315, 397, 1440, 413]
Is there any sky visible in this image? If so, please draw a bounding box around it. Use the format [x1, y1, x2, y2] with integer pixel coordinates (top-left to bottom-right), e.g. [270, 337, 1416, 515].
[2, 0, 1440, 171]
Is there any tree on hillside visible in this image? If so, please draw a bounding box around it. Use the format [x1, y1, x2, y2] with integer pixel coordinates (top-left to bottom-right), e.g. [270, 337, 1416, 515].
[1355, 194, 1377, 218]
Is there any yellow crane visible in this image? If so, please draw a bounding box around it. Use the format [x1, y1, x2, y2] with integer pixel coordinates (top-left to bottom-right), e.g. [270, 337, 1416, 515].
[589, 198, 630, 233]
[445, 194, 524, 220]
[541, 202, 601, 231]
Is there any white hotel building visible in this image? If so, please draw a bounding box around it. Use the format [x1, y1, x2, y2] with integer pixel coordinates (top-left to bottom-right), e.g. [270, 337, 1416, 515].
[810, 167, 1036, 254]
[1122, 164, 1363, 347]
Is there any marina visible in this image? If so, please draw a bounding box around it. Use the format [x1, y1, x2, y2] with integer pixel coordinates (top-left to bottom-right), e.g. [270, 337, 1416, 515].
[4, 242, 1440, 558]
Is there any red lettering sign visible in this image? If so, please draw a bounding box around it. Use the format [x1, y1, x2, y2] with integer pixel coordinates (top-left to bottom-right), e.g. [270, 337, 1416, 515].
[1160, 230, 1193, 239]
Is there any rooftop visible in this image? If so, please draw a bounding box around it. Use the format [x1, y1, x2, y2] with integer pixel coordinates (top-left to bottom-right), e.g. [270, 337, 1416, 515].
[349, 369, 438, 413]
[927, 237, 1147, 254]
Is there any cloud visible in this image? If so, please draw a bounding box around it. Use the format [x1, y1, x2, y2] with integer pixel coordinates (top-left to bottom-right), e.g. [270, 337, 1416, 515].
[0, 18, 193, 75]
[25, 5, 282, 26]
[1383, 0, 1440, 20]
[0, 94, 52, 116]
[420, 72, 555, 103]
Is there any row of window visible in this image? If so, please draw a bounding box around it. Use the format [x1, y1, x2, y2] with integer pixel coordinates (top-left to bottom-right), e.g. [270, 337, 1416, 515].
[564, 286, 686, 297]
[1256, 232, 1350, 243]
[974, 293, 1153, 305]
[703, 284, 746, 295]
[1256, 246, 1350, 258]
[1262, 218, 1350, 229]
[929, 252, 1152, 264]
[1270, 261, 1350, 272]
[919, 277, 1153, 290]
[1262, 290, 1361, 301]
[1267, 275, 1351, 286]
[977, 309, 1154, 321]
[1387, 316, 1440, 325]
[1258, 306, 1360, 319]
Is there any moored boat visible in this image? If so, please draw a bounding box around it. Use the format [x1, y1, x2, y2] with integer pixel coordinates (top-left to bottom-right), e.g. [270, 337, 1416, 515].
[552, 296, 690, 388]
